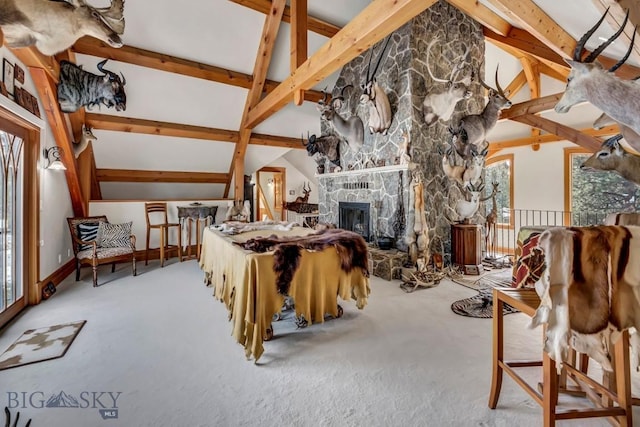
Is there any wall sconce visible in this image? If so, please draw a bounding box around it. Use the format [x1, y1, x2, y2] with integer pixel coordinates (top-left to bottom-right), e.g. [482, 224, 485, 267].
[267, 178, 274, 187]
[43, 146, 66, 170]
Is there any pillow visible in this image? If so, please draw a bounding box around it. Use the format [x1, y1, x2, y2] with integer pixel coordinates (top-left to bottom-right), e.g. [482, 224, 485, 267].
[98, 221, 133, 248]
[77, 222, 100, 251]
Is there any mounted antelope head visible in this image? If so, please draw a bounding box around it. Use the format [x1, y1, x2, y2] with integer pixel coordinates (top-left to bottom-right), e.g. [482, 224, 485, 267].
[422, 38, 473, 126]
[455, 179, 485, 221]
[359, 36, 393, 135]
[293, 182, 311, 204]
[581, 134, 640, 185]
[317, 86, 365, 153]
[73, 124, 97, 158]
[0, 0, 125, 55]
[554, 8, 640, 140]
[449, 66, 511, 152]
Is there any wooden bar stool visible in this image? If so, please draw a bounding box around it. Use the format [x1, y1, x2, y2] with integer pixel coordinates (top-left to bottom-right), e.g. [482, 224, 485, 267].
[489, 287, 633, 427]
[144, 202, 182, 267]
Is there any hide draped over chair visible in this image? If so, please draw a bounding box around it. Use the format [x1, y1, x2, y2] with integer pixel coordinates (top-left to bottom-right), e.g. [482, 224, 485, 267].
[67, 215, 136, 287]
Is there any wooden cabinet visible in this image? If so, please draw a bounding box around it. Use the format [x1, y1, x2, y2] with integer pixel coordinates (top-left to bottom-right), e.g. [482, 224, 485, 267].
[451, 224, 483, 275]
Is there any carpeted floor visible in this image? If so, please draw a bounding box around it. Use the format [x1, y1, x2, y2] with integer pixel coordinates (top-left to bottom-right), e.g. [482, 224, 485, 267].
[0, 260, 638, 426]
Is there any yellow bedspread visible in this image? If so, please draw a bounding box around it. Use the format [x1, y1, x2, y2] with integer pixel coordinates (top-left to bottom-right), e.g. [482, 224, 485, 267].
[199, 226, 370, 361]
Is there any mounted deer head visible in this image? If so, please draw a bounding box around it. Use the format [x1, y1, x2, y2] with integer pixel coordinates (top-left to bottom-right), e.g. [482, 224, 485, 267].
[317, 86, 365, 153]
[422, 38, 473, 126]
[359, 36, 393, 135]
[555, 7, 640, 131]
[581, 134, 640, 185]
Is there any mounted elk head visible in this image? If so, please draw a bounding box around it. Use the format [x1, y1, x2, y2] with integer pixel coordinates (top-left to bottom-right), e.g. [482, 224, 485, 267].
[422, 38, 473, 126]
[302, 133, 341, 167]
[449, 66, 511, 153]
[359, 36, 393, 135]
[57, 59, 127, 113]
[317, 86, 365, 153]
[581, 134, 640, 185]
[0, 0, 125, 56]
[555, 8, 639, 123]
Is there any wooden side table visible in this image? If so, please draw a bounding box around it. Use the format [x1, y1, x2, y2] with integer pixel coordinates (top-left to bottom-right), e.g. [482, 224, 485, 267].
[177, 205, 217, 260]
[451, 224, 482, 275]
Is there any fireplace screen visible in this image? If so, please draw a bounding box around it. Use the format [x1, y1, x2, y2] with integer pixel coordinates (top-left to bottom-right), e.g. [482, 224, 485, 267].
[339, 202, 370, 242]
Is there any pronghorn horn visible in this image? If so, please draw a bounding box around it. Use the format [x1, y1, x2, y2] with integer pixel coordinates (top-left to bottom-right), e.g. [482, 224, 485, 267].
[584, 8, 628, 63]
[574, 7, 610, 61]
[609, 25, 636, 72]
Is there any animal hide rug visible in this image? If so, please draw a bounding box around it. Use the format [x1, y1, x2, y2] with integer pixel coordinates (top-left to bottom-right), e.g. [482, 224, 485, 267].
[237, 228, 369, 295]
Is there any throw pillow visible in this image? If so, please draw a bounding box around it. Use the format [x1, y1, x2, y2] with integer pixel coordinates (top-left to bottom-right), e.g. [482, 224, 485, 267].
[98, 221, 133, 248]
[77, 222, 100, 251]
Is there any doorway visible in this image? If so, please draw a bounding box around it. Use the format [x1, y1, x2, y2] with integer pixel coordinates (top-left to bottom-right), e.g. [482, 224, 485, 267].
[256, 167, 286, 221]
[0, 107, 39, 328]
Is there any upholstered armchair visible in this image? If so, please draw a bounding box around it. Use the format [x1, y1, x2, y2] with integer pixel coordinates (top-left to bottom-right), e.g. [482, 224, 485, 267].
[67, 216, 137, 287]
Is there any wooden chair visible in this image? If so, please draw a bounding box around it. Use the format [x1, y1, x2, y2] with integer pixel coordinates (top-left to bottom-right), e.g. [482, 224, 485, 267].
[489, 287, 633, 426]
[144, 202, 182, 267]
[67, 215, 137, 287]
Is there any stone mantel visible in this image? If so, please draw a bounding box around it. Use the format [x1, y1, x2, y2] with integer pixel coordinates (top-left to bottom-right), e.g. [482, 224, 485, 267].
[316, 164, 409, 179]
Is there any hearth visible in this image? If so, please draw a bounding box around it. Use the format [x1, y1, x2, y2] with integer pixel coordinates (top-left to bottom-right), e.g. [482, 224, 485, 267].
[339, 202, 370, 242]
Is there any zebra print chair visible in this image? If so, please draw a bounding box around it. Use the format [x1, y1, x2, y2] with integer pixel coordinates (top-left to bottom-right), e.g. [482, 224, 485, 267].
[67, 215, 137, 287]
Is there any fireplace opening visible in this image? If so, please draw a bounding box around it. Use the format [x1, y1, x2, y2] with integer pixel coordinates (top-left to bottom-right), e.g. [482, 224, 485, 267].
[339, 202, 370, 242]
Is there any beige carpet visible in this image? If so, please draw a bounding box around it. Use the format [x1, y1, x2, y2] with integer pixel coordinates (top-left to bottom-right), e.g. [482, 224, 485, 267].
[0, 321, 85, 371]
[0, 260, 638, 426]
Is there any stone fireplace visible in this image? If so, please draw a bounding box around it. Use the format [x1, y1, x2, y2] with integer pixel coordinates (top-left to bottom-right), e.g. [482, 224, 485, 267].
[316, 1, 485, 259]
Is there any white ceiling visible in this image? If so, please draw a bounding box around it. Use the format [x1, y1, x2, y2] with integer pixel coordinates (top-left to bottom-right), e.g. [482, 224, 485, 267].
[76, 0, 631, 199]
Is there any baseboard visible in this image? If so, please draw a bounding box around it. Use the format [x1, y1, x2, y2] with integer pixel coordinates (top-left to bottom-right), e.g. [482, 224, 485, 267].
[37, 258, 76, 295]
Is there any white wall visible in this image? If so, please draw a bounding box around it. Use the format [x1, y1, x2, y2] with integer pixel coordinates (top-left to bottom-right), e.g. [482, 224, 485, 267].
[89, 199, 232, 250]
[0, 47, 76, 280]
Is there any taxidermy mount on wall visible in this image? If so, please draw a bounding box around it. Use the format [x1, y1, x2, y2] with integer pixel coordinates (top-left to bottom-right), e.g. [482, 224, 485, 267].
[317, 86, 365, 153]
[73, 124, 97, 158]
[448, 67, 511, 156]
[0, 0, 125, 56]
[57, 59, 127, 113]
[455, 180, 485, 221]
[422, 38, 473, 126]
[359, 35, 393, 135]
[302, 133, 341, 170]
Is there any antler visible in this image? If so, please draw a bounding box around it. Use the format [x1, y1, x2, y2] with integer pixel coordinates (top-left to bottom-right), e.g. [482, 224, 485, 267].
[426, 38, 450, 84]
[450, 44, 470, 84]
[332, 85, 353, 106]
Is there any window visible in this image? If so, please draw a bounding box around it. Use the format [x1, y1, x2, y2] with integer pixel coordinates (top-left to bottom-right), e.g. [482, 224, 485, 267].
[565, 147, 639, 225]
[484, 154, 513, 227]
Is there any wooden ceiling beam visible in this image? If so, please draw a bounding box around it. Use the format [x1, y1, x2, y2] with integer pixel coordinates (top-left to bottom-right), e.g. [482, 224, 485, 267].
[591, 0, 640, 65]
[489, 124, 619, 150]
[229, 0, 340, 38]
[96, 169, 228, 183]
[537, 61, 569, 81]
[290, 0, 308, 106]
[500, 92, 564, 120]
[84, 113, 303, 148]
[245, 0, 437, 129]
[226, 0, 286, 199]
[444, 0, 511, 36]
[519, 56, 540, 139]
[30, 68, 86, 216]
[9, 47, 59, 82]
[71, 38, 324, 103]
[510, 114, 602, 151]
[504, 70, 528, 98]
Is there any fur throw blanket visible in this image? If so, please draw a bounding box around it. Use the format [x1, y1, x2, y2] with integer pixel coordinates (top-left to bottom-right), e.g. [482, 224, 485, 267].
[236, 229, 370, 295]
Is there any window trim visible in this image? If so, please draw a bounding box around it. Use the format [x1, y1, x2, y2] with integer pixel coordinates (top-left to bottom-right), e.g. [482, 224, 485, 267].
[563, 147, 592, 225]
[485, 153, 514, 229]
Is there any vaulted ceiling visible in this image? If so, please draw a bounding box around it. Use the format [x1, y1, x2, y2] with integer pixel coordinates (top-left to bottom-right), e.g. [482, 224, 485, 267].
[6, 0, 640, 215]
